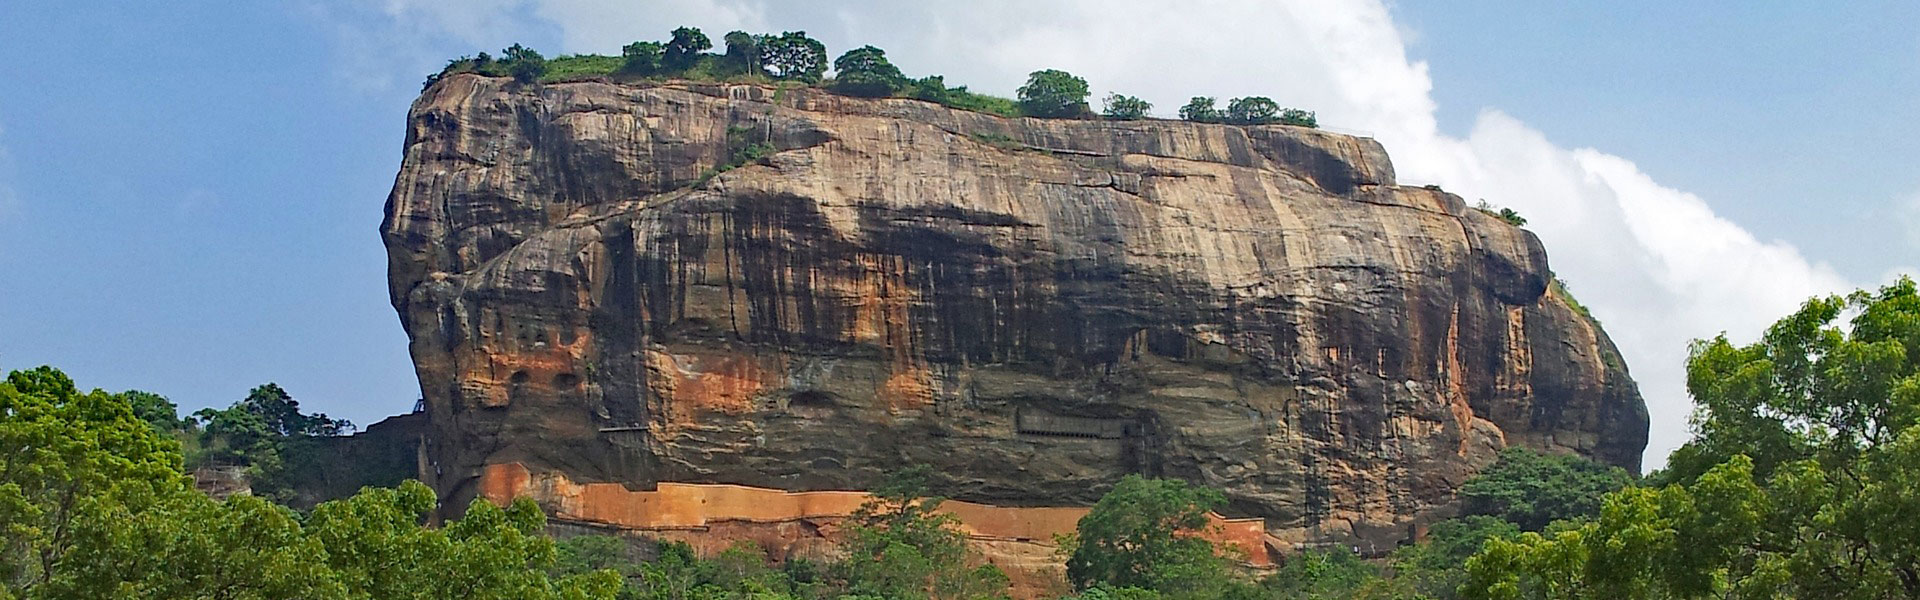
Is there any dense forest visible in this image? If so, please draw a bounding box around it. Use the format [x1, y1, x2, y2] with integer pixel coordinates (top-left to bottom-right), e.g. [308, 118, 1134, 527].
[5, 276, 1916, 598]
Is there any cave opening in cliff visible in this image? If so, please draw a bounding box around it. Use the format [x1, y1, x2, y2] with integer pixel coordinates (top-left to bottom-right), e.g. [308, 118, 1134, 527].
[787, 390, 835, 409]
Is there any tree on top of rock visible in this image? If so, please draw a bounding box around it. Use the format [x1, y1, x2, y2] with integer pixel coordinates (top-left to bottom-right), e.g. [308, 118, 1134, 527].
[759, 31, 828, 83]
[621, 40, 664, 75]
[830, 45, 906, 97]
[1017, 69, 1091, 118]
[662, 26, 711, 73]
[1178, 96, 1223, 123]
[722, 30, 762, 76]
[1224, 96, 1279, 125]
[500, 43, 546, 84]
[1101, 93, 1152, 120]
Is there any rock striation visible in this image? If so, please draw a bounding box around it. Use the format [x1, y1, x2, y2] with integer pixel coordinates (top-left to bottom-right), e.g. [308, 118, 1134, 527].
[382, 73, 1647, 547]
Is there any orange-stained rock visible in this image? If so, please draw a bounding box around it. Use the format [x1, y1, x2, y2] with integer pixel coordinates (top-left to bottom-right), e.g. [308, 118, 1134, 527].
[383, 75, 1648, 554]
[480, 463, 1267, 565]
[480, 463, 1269, 597]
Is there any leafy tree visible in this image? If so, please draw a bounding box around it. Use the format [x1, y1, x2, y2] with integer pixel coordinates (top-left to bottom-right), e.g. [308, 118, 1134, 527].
[829, 45, 905, 97]
[1177, 97, 1222, 123]
[1259, 548, 1386, 600]
[317, 482, 621, 600]
[1665, 278, 1920, 484]
[1457, 447, 1633, 531]
[908, 75, 952, 104]
[1016, 69, 1091, 118]
[1389, 516, 1520, 599]
[621, 41, 664, 76]
[116, 390, 187, 433]
[835, 465, 1009, 600]
[1461, 278, 1920, 599]
[759, 31, 827, 83]
[1278, 108, 1318, 128]
[721, 31, 761, 77]
[50, 491, 345, 599]
[193, 383, 347, 464]
[0, 366, 188, 597]
[662, 27, 711, 73]
[1101, 94, 1152, 120]
[1060, 585, 1166, 600]
[191, 383, 351, 504]
[1064, 475, 1239, 597]
[1461, 456, 1769, 600]
[1223, 97, 1279, 125]
[502, 43, 547, 84]
[0, 366, 622, 599]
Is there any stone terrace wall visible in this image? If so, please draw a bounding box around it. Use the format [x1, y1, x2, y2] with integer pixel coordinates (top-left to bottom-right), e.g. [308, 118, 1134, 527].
[479, 462, 1269, 565]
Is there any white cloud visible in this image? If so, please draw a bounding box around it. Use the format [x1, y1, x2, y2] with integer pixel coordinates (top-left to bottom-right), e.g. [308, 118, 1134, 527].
[336, 0, 1860, 469]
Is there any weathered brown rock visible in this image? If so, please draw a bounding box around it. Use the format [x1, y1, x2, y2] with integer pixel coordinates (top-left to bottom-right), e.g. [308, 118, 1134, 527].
[382, 74, 1647, 547]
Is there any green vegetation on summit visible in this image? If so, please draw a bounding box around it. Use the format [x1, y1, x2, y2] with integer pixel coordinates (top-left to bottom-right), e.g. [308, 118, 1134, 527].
[423, 27, 1318, 126]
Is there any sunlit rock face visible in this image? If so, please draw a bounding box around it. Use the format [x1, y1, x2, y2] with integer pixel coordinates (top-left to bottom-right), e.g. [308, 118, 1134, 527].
[382, 73, 1647, 545]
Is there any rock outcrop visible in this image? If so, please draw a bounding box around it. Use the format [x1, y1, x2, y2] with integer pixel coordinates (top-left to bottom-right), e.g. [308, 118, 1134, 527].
[382, 74, 1647, 547]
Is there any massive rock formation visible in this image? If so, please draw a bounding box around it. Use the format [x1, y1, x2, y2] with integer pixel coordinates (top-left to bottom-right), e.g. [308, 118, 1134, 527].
[382, 73, 1647, 547]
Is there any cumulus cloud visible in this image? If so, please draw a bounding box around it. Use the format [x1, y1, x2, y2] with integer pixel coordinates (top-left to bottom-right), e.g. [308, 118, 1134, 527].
[331, 0, 1858, 468]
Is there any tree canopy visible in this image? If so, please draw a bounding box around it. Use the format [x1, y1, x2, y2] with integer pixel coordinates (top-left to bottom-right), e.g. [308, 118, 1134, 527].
[759, 31, 827, 82]
[1101, 94, 1152, 120]
[1457, 447, 1634, 531]
[830, 45, 906, 97]
[1460, 278, 1920, 599]
[1177, 97, 1222, 123]
[0, 366, 618, 599]
[1064, 475, 1234, 596]
[721, 30, 761, 76]
[502, 43, 547, 83]
[1016, 69, 1091, 118]
[1223, 97, 1278, 125]
[620, 41, 663, 75]
[662, 27, 711, 72]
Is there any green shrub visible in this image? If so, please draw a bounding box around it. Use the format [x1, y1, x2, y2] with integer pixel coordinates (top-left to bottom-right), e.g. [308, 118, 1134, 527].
[1101, 93, 1152, 120]
[969, 131, 1022, 151]
[1178, 96, 1223, 123]
[1278, 108, 1318, 127]
[1552, 277, 1595, 323]
[942, 87, 1021, 117]
[1473, 199, 1528, 227]
[502, 43, 546, 84]
[1259, 548, 1384, 600]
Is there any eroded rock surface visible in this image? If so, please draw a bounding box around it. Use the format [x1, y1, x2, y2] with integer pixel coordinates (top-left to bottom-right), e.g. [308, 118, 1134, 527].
[383, 74, 1647, 546]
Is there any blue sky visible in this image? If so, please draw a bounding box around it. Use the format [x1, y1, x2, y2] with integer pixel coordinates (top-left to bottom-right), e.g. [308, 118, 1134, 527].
[1395, 1, 1920, 280]
[1, 2, 1913, 467]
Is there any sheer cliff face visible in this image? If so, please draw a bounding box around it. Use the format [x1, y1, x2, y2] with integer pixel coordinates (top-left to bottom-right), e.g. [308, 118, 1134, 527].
[383, 74, 1647, 541]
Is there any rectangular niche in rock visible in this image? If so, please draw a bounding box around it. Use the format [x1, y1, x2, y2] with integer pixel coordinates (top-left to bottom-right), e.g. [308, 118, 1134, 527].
[1014, 407, 1132, 439]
